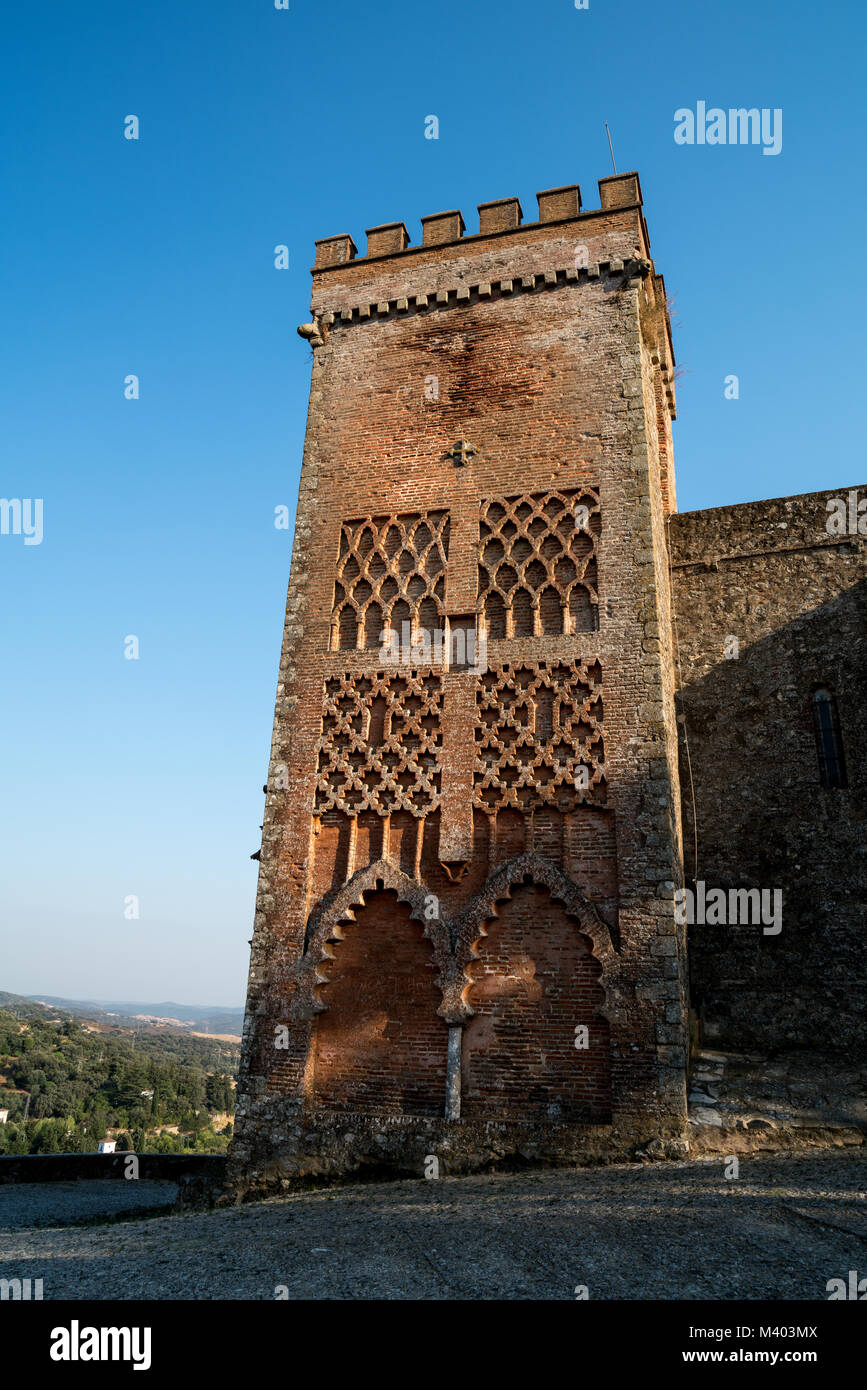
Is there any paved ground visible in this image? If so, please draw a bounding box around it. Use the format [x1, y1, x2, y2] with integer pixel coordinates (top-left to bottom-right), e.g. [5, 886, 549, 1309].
[1, 1151, 864, 1300]
[0, 1179, 178, 1231]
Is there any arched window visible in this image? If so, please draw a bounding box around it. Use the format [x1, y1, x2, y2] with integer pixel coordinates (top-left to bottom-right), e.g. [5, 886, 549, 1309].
[812, 687, 847, 788]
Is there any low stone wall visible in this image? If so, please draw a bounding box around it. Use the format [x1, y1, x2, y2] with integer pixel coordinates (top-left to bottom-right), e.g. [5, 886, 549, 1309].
[225, 1099, 689, 1201]
[0, 1152, 227, 1184]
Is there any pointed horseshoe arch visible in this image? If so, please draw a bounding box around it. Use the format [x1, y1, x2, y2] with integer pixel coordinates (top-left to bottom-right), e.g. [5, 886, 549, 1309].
[291, 852, 623, 1028]
[454, 852, 621, 1024]
[457, 858, 616, 1122]
[297, 859, 453, 1018]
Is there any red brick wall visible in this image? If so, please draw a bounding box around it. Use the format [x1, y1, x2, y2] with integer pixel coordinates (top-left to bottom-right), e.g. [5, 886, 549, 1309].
[311, 890, 449, 1116]
[232, 179, 689, 1183]
[462, 882, 611, 1121]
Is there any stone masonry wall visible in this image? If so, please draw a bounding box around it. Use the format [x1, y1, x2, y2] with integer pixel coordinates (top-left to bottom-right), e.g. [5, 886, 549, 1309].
[669, 487, 866, 1052]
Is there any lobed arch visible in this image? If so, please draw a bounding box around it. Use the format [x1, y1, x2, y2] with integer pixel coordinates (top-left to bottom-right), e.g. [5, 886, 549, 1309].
[453, 853, 622, 1025]
[293, 851, 622, 1028]
[295, 858, 453, 1021]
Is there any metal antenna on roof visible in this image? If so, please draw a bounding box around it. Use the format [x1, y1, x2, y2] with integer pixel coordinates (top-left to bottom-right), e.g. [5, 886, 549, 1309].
[605, 123, 617, 174]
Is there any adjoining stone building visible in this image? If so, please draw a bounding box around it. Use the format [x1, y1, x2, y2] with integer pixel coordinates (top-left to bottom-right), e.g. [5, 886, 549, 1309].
[228, 173, 864, 1195]
[669, 491, 865, 1053]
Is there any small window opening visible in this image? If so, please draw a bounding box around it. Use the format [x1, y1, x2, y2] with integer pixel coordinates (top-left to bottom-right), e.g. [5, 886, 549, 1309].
[812, 687, 847, 788]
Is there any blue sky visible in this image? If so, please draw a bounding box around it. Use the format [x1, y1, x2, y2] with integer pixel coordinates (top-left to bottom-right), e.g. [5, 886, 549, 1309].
[1, 0, 864, 1004]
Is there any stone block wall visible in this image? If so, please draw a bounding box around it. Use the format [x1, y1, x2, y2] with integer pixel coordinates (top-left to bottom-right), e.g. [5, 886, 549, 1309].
[669, 488, 866, 1051]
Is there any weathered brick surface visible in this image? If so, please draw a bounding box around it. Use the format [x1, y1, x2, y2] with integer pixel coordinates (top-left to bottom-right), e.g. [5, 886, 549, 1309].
[462, 882, 611, 1122]
[669, 489, 866, 1051]
[311, 891, 448, 1116]
[230, 173, 690, 1195]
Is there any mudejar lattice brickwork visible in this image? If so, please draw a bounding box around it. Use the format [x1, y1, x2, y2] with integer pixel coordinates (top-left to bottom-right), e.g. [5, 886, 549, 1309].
[228, 174, 865, 1195]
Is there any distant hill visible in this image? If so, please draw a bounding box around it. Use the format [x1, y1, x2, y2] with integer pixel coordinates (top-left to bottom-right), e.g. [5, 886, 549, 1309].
[0, 992, 54, 1020]
[23, 995, 244, 1039]
[0, 991, 238, 1156]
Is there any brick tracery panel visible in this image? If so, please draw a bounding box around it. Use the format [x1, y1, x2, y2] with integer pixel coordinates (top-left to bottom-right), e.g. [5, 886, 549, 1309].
[331, 511, 450, 652]
[474, 661, 605, 812]
[315, 671, 442, 818]
[478, 488, 600, 637]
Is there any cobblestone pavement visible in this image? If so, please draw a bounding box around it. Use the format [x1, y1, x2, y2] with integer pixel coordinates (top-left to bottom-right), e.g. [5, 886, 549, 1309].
[1, 1151, 864, 1300]
[0, 1179, 178, 1231]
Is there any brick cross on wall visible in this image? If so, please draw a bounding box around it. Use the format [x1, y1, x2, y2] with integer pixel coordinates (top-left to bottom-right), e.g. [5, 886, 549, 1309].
[448, 439, 477, 468]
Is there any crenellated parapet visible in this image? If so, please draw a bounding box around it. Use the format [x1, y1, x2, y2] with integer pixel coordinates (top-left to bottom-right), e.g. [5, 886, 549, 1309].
[304, 172, 675, 418]
[312, 173, 645, 268]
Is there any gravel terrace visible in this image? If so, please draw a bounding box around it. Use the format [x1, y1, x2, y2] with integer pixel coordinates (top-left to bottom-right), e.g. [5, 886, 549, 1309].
[1, 1151, 865, 1300]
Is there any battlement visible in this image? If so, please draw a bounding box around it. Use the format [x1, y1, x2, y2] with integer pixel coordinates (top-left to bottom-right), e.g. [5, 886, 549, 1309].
[303, 168, 674, 421]
[313, 172, 644, 269]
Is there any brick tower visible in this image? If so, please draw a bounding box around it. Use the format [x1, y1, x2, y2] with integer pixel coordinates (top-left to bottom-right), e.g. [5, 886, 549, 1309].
[230, 172, 689, 1194]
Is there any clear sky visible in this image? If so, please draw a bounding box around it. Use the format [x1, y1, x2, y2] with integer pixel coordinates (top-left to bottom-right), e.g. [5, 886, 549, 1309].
[2, 0, 864, 1004]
